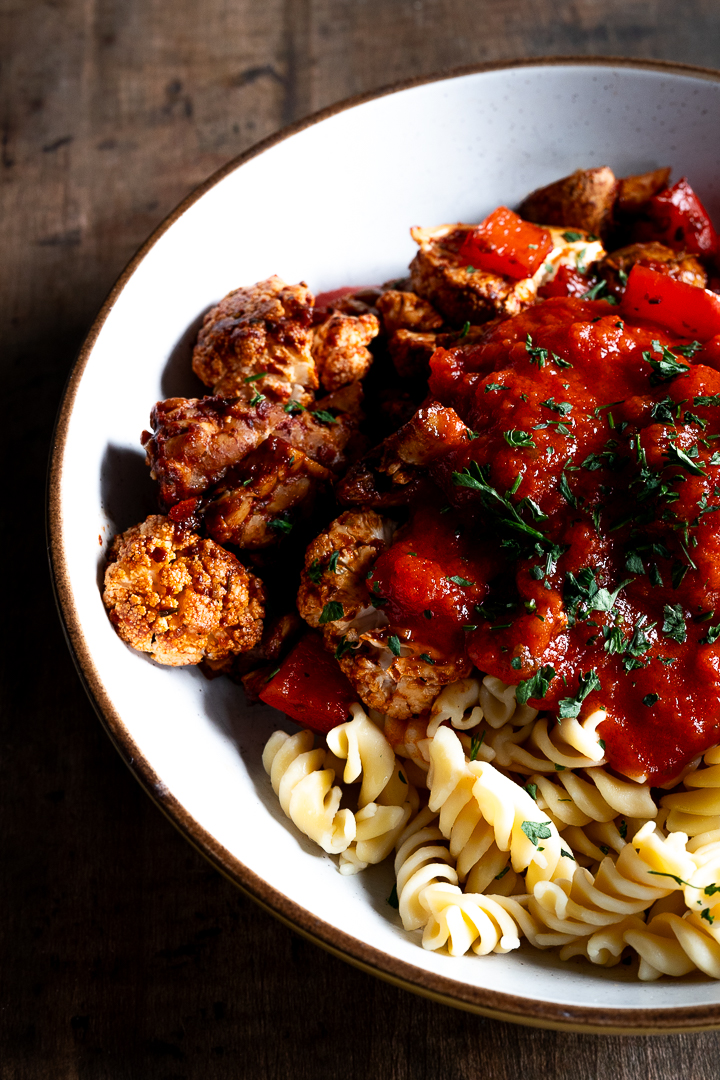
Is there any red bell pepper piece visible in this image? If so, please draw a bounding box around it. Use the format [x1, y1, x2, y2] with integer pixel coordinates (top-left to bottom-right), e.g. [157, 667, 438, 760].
[259, 632, 357, 734]
[635, 177, 719, 257]
[620, 264, 720, 341]
[537, 264, 590, 299]
[458, 207, 553, 280]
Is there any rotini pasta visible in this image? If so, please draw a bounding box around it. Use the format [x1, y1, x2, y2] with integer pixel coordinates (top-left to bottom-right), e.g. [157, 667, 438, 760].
[262, 670, 720, 981]
[262, 729, 356, 854]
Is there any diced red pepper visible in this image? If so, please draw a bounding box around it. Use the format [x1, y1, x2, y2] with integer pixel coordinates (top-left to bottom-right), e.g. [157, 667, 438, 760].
[537, 264, 590, 299]
[620, 264, 720, 341]
[458, 207, 553, 280]
[697, 335, 720, 372]
[258, 632, 357, 734]
[634, 177, 719, 257]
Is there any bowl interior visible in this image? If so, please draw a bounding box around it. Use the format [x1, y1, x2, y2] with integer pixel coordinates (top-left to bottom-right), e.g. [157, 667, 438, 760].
[52, 60, 720, 1029]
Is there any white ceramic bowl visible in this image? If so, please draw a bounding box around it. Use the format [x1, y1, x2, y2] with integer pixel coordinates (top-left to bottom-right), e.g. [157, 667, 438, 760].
[49, 58, 720, 1033]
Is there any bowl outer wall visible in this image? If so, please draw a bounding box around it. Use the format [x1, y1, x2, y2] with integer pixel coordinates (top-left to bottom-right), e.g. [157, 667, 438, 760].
[48, 58, 720, 1032]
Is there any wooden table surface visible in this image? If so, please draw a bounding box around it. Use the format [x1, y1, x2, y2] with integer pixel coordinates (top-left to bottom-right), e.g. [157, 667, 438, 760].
[4, 2, 720, 1075]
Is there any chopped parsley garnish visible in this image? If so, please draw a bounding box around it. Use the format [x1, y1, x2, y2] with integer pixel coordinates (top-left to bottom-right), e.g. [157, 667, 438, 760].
[643, 343, 691, 385]
[284, 399, 306, 414]
[642, 693, 659, 708]
[265, 667, 280, 683]
[249, 391, 266, 406]
[243, 372, 266, 383]
[469, 732, 485, 761]
[539, 397, 573, 416]
[521, 820, 553, 846]
[387, 635, 402, 657]
[495, 865, 510, 880]
[562, 230, 584, 242]
[557, 670, 601, 720]
[701, 908, 715, 925]
[269, 516, 293, 534]
[334, 636, 357, 660]
[445, 575, 475, 587]
[308, 559, 323, 584]
[328, 551, 340, 573]
[662, 603, 687, 644]
[419, 653, 435, 664]
[485, 382, 507, 393]
[504, 429, 536, 449]
[695, 394, 720, 407]
[452, 461, 550, 548]
[311, 409, 338, 425]
[516, 664, 556, 705]
[560, 848, 576, 861]
[700, 624, 720, 645]
[665, 441, 706, 476]
[525, 334, 572, 369]
[524, 782, 538, 801]
[318, 601, 344, 625]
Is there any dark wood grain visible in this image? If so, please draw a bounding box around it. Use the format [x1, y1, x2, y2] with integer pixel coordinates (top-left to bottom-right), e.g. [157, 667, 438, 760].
[3, 2, 720, 1076]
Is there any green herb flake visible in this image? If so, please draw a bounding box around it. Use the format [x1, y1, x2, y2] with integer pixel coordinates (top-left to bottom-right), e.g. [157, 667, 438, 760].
[319, 601, 344, 625]
[521, 820, 553, 846]
[308, 559, 323, 584]
[495, 865, 510, 880]
[387, 635, 402, 657]
[504, 429, 537, 449]
[243, 372, 266, 383]
[264, 666, 281, 683]
[269, 517, 293, 534]
[557, 670, 602, 720]
[419, 653, 435, 664]
[249, 391, 266, 406]
[312, 409, 338, 425]
[642, 693, 660, 708]
[662, 603, 687, 644]
[562, 230, 584, 242]
[469, 731, 485, 761]
[445, 575, 475, 587]
[524, 782, 538, 802]
[516, 664, 556, 705]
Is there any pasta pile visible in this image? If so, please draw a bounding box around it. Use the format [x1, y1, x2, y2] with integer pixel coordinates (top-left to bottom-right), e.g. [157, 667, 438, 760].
[262, 679, 720, 980]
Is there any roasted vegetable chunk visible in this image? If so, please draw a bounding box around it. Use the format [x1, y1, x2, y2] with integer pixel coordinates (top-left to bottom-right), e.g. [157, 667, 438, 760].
[192, 275, 317, 404]
[376, 290, 444, 335]
[103, 515, 264, 666]
[204, 437, 332, 549]
[598, 241, 707, 299]
[143, 395, 289, 508]
[518, 166, 617, 237]
[312, 310, 379, 391]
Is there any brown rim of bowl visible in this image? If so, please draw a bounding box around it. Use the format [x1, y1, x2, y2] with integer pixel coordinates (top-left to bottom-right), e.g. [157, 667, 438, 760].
[47, 56, 720, 1034]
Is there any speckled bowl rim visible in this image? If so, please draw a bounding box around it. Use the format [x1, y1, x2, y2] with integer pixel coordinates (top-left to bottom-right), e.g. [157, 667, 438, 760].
[47, 55, 720, 1034]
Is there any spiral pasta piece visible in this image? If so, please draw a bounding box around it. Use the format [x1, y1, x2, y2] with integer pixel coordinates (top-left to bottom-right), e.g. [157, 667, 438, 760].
[661, 746, 720, 837]
[262, 730, 356, 854]
[526, 822, 697, 941]
[427, 725, 577, 891]
[419, 884, 522, 956]
[326, 703, 396, 807]
[338, 760, 420, 875]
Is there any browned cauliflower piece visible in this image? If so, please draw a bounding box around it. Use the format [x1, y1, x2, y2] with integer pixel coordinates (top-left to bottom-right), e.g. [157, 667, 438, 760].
[409, 223, 541, 325]
[204, 437, 332, 549]
[103, 515, 265, 666]
[272, 382, 365, 474]
[311, 311, 379, 391]
[375, 290, 444, 335]
[191, 276, 318, 405]
[297, 509, 471, 719]
[518, 166, 617, 237]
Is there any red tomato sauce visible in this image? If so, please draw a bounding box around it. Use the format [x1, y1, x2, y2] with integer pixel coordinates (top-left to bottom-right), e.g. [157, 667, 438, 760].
[372, 297, 720, 783]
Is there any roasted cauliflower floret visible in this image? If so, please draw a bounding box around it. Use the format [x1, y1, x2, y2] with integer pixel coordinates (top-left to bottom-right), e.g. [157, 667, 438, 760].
[375, 290, 444, 335]
[312, 311, 379, 391]
[103, 515, 265, 666]
[204, 437, 332, 549]
[192, 276, 318, 405]
[297, 509, 470, 719]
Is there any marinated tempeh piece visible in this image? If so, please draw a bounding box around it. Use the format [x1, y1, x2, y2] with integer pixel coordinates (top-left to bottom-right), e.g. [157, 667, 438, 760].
[518, 166, 617, 237]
